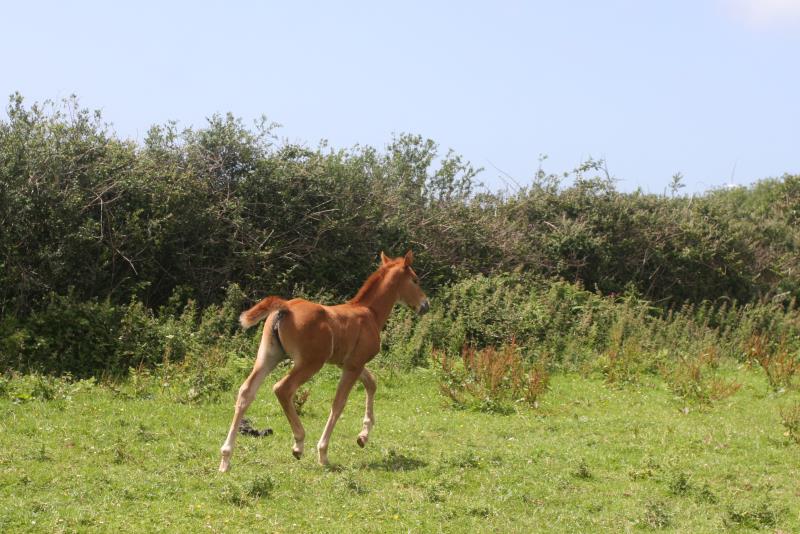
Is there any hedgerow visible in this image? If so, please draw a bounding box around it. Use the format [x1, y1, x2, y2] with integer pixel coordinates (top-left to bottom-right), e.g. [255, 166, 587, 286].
[2, 94, 800, 379]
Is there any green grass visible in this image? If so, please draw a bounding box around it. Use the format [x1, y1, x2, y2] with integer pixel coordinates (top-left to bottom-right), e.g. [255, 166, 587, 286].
[1, 365, 799, 533]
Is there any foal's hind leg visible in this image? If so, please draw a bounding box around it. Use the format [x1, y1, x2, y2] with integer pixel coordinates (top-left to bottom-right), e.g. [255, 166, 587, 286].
[219, 324, 283, 473]
[356, 368, 376, 448]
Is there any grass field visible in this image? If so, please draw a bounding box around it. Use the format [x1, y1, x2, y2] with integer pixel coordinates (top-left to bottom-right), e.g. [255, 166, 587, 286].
[1, 365, 799, 533]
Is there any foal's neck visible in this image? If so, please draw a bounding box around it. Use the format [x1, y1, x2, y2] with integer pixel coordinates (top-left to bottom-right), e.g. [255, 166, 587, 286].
[350, 267, 399, 328]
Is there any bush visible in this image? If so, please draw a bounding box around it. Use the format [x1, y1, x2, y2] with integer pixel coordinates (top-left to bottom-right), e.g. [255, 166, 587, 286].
[4, 95, 800, 385]
[0, 294, 124, 377]
[382, 273, 800, 413]
[0, 283, 253, 379]
[745, 335, 800, 390]
[3, 95, 800, 320]
[0, 372, 97, 403]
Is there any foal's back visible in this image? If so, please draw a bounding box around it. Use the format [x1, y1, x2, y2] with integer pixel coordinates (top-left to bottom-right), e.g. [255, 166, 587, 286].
[278, 299, 380, 368]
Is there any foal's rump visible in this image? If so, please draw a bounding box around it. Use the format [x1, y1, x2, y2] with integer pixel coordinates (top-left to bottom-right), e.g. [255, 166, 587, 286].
[239, 297, 335, 364]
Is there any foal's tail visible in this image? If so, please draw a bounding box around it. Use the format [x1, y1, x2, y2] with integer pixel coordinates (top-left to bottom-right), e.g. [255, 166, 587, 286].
[239, 296, 288, 329]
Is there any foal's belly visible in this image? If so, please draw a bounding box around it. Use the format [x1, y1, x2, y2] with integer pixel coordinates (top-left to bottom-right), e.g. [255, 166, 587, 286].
[326, 331, 378, 367]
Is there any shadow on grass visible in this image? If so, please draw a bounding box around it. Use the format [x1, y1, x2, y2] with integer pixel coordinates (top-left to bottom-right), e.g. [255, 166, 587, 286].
[362, 449, 428, 472]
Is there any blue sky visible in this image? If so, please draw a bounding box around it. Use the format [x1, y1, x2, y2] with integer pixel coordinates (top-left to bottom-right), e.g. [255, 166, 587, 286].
[2, 1, 798, 194]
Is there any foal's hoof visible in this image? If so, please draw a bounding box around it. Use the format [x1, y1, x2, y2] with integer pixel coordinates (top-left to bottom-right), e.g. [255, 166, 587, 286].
[292, 449, 302, 460]
[356, 436, 367, 448]
[219, 447, 232, 472]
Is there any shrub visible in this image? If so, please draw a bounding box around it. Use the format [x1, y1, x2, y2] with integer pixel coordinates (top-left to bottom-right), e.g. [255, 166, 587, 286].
[410, 274, 626, 370]
[0, 294, 123, 377]
[5, 94, 800, 385]
[0, 283, 253, 379]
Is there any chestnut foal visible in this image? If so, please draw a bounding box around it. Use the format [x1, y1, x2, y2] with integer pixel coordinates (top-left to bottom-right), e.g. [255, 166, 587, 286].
[219, 251, 429, 472]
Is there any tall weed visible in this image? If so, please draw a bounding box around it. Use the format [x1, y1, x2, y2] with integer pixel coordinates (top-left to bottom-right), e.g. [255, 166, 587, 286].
[745, 335, 800, 390]
[433, 342, 549, 414]
[661, 347, 741, 404]
[780, 402, 800, 445]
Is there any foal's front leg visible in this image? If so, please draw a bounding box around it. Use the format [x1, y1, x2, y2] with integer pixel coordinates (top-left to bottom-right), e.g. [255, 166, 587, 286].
[317, 367, 362, 466]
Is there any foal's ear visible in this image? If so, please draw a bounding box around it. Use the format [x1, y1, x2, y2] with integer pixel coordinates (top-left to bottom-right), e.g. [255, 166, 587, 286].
[380, 251, 391, 265]
[403, 250, 414, 267]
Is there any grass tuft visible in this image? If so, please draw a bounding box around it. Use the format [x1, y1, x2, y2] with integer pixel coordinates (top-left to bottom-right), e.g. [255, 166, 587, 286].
[725, 500, 783, 529]
[641, 500, 672, 529]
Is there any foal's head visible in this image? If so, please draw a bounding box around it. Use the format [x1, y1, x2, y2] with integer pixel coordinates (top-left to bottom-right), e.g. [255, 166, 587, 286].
[381, 250, 430, 315]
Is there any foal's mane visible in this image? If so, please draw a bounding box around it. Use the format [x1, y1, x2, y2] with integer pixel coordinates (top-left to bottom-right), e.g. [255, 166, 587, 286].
[348, 259, 402, 304]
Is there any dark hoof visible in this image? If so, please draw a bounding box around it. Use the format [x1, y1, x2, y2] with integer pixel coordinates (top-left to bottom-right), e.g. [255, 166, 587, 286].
[357, 436, 366, 448]
[292, 449, 302, 460]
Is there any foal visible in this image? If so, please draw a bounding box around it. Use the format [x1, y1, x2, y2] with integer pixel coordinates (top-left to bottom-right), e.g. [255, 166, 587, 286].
[219, 251, 429, 472]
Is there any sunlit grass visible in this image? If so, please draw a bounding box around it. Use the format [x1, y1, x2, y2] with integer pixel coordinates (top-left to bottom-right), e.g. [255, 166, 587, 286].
[1, 366, 798, 533]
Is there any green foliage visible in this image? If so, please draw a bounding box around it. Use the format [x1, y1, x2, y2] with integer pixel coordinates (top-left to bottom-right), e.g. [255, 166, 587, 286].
[377, 273, 800, 416]
[744, 334, 800, 391]
[0, 294, 125, 376]
[0, 372, 96, 403]
[396, 274, 627, 369]
[381, 306, 437, 368]
[3, 94, 800, 321]
[0, 283, 252, 379]
[660, 348, 742, 404]
[0, 96, 481, 315]
[4, 94, 800, 387]
[384, 272, 800, 375]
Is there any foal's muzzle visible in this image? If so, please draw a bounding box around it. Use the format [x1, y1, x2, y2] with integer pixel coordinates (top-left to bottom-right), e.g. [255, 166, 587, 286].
[417, 299, 430, 315]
